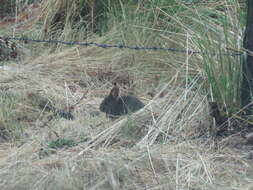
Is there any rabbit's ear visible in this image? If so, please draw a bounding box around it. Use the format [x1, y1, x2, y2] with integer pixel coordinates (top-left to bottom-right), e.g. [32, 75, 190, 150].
[110, 83, 119, 98]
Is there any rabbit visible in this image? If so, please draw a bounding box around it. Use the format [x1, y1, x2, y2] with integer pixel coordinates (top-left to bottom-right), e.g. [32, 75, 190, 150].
[99, 83, 144, 118]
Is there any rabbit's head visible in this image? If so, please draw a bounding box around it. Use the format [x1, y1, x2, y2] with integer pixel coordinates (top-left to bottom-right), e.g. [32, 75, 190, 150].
[99, 83, 126, 117]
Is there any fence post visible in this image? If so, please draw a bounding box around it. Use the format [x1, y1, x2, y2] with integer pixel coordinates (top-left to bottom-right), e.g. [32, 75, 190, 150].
[241, 0, 253, 115]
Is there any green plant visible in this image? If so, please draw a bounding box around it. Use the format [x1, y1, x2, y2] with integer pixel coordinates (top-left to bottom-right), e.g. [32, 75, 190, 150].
[48, 138, 77, 149]
[192, 1, 242, 115]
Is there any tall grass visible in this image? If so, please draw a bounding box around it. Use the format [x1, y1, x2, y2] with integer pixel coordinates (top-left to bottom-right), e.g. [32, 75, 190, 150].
[143, 0, 244, 115]
[193, 0, 243, 115]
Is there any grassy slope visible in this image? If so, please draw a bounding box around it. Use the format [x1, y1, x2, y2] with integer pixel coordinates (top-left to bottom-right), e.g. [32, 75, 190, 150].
[0, 0, 253, 189]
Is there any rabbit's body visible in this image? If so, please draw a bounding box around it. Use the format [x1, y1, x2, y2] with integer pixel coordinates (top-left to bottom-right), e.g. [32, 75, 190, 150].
[100, 84, 144, 118]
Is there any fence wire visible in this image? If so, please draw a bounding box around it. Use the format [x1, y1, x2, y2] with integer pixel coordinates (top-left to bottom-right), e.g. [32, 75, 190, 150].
[2, 36, 242, 56]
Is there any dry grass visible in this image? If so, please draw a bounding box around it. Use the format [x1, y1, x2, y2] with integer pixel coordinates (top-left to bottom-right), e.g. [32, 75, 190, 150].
[0, 41, 252, 190]
[0, 1, 252, 189]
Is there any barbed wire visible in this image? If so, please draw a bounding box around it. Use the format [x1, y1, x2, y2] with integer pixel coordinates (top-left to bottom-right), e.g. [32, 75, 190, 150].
[3, 36, 242, 56]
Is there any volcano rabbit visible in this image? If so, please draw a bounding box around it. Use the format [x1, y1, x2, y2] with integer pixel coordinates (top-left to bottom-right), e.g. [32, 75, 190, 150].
[99, 83, 144, 118]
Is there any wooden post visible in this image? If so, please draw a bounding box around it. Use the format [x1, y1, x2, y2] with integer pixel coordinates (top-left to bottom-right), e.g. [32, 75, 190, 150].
[241, 0, 253, 115]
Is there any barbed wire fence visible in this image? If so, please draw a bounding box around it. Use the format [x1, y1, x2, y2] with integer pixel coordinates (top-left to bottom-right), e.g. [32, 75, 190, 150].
[2, 36, 243, 57]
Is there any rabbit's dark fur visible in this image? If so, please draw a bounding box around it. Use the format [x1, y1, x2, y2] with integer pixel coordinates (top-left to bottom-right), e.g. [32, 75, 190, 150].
[100, 83, 144, 118]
